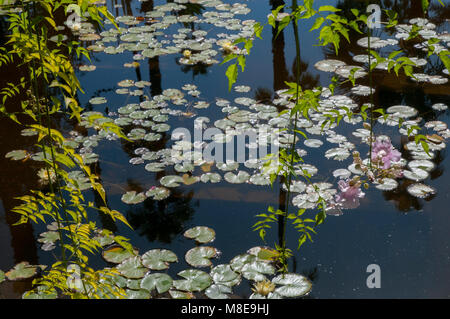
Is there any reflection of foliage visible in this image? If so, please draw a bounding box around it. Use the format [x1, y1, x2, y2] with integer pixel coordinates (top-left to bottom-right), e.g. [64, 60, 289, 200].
[176, 58, 211, 78]
[127, 190, 198, 243]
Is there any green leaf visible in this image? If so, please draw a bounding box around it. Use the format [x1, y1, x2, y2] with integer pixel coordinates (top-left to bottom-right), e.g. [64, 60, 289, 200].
[184, 226, 216, 244]
[318, 5, 340, 12]
[5, 149, 28, 160]
[6, 262, 37, 281]
[121, 191, 146, 205]
[272, 273, 312, 297]
[141, 249, 178, 270]
[225, 63, 238, 91]
[116, 256, 148, 279]
[173, 269, 212, 292]
[185, 246, 218, 268]
[310, 17, 325, 31]
[140, 273, 173, 294]
[103, 245, 137, 264]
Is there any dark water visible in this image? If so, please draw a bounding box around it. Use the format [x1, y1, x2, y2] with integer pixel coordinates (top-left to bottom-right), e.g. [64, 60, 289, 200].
[1, 0, 450, 298]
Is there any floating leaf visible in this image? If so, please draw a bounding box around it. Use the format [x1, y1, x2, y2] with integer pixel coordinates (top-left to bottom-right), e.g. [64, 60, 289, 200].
[407, 183, 436, 198]
[168, 290, 194, 299]
[117, 256, 148, 279]
[205, 284, 231, 299]
[5, 150, 28, 161]
[210, 264, 241, 287]
[224, 171, 250, 184]
[141, 249, 178, 270]
[145, 187, 170, 200]
[140, 273, 173, 294]
[124, 289, 150, 299]
[121, 191, 147, 204]
[184, 226, 216, 244]
[89, 97, 107, 105]
[6, 262, 37, 281]
[185, 246, 218, 268]
[200, 172, 222, 183]
[103, 245, 137, 264]
[173, 269, 212, 292]
[272, 273, 312, 298]
[160, 175, 183, 188]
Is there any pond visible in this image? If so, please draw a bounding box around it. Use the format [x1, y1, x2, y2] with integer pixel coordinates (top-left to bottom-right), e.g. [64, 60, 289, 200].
[0, 0, 449, 299]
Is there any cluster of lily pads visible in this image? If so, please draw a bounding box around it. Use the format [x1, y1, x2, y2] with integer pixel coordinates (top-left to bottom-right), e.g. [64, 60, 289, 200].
[68, 8, 449, 211]
[1, 226, 312, 299]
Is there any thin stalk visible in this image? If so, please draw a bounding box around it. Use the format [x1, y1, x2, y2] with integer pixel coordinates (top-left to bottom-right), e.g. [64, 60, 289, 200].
[278, 0, 301, 272]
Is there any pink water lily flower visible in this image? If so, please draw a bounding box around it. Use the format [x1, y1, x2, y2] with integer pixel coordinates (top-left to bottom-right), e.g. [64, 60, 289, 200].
[334, 179, 365, 209]
[371, 137, 401, 169]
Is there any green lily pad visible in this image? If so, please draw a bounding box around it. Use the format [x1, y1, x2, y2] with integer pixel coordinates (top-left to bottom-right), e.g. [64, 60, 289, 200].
[117, 256, 148, 279]
[230, 254, 275, 281]
[205, 284, 231, 299]
[145, 163, 166, 172]
[272, 273, 312, 298]
[184, 226, 216, 244]
[224, 171, 250, 184]
[125, 289, 151, 299]
[185, 246, 218, 268]
[247, 246, 280, 262]
[141, 249, 178, 270]
[102, 246, 138, 264]
[5, 150, 28, 161]
[145, 187, 170, 200]
[89, 97, 107, 105]
[168, 290, 194, 299]
[0, 270, 5, 284]
[140, 273, 173, 294]
[173, 269, 212, 292]
[160, 175, 184, 188]
[210, 264, 241, 287]
[121, 191, 147, 204]
[200, 173, 222, 183]
[6, 262, 38, 281]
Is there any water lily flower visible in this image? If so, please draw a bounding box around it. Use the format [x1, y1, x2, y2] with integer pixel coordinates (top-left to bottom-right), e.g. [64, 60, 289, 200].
[220, 41, 238, 54]
[37, 168, 57, 186]
[371, 136, 401, 169]
[183, 50, 192, 59]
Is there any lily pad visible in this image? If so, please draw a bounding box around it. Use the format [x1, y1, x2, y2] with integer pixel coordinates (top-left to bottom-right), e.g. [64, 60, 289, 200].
[205, 284, 232, 299]
[5, 150, 28, 161]
[116, 256, 148, 279]
[173, 269, 212, 292]
[89, 97, 107, 105]
[210, 264, 241, 287]
[141, 249, 178, 270]
[102, 245, 137, 264]
[224, 171, 250, 184]
[272, 273, 312, 298]
[145, 187, 170, 200]
[140, 273, 173, 294]
[184, 226, 216, 244]
[6, 262, 38, 281]
[121, 191, 147, 204]
[160, 175, 184, 187]
[185, 246, 218, 268]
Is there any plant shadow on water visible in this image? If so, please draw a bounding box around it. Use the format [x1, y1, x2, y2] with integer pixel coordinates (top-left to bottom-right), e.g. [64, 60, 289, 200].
[0, 0, 450, 299]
